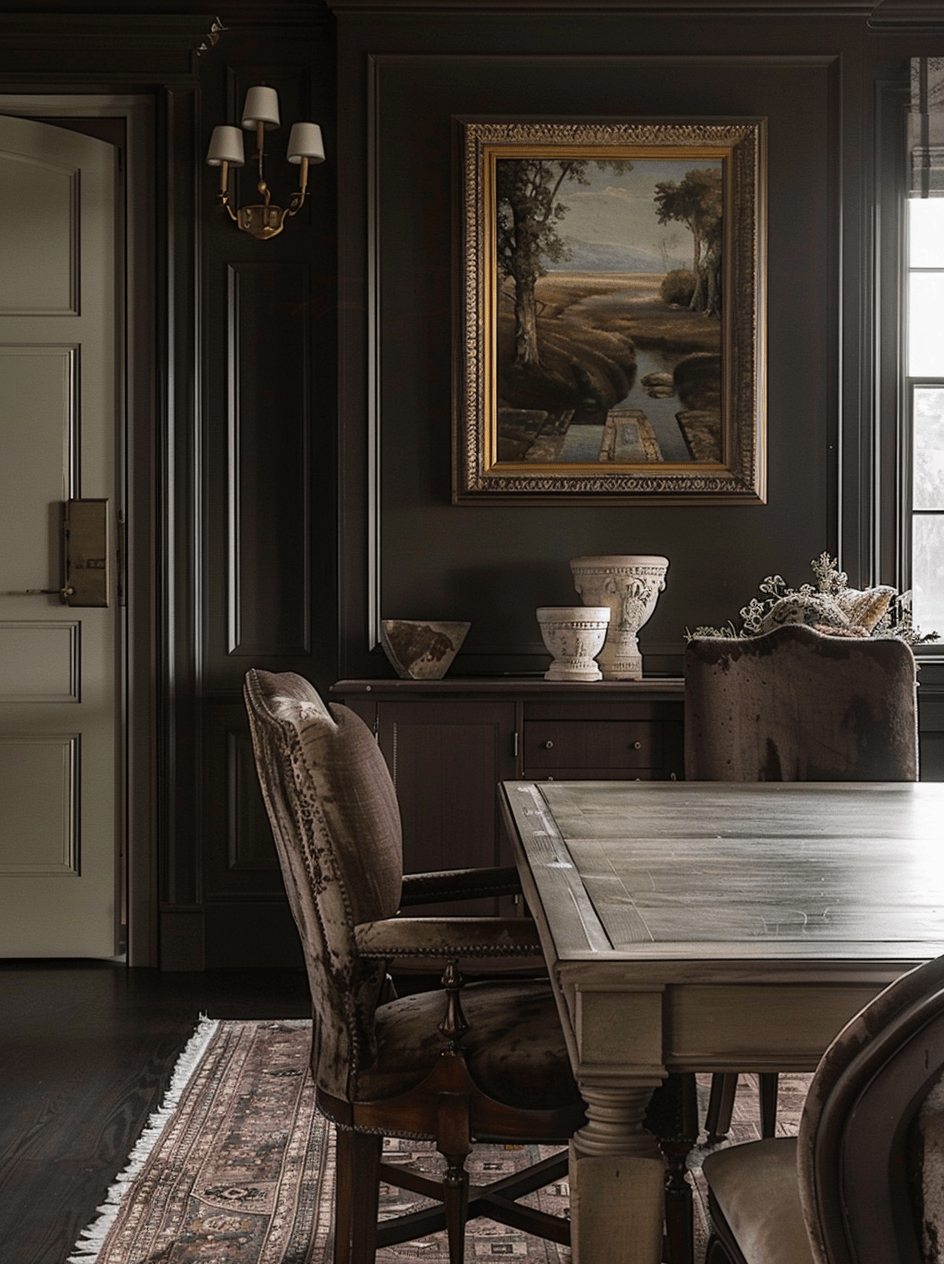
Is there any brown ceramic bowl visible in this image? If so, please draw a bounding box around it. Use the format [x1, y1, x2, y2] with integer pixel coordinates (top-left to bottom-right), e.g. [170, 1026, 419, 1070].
[379, 619, 471, 680]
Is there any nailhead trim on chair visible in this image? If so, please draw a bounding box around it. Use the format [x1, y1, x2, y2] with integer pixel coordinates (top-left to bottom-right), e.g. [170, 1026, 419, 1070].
[361, 944, 542, 957]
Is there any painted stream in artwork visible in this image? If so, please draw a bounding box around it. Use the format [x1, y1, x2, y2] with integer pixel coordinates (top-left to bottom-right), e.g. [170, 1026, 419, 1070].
[561, 346, 692, 464]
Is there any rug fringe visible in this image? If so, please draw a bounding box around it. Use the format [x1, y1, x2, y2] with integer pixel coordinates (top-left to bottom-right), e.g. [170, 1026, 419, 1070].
[66, 1014, 220, 1263]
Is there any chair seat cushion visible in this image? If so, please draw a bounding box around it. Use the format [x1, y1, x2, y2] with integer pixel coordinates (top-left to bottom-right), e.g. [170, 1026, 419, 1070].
[354, 979, 582, 1112]
[702, 1137, 814, 1264]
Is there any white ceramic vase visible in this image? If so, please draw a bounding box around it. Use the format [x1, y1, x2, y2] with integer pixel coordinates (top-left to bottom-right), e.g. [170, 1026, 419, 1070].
[536, 607, 611, 681]
[570, 555, 669, 680]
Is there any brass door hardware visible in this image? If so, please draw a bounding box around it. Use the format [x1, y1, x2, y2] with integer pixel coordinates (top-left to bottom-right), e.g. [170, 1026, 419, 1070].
[0, 500, 109, 606]
[64, 499, 109, 607]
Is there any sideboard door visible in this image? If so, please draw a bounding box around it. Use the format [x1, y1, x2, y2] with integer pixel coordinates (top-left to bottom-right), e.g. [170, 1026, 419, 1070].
[374, 700, 518, 913]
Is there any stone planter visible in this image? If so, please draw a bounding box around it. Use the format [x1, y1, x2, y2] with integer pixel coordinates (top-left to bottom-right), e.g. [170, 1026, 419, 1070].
[536, 607, 611, 681]
[570, 555, 669, 679]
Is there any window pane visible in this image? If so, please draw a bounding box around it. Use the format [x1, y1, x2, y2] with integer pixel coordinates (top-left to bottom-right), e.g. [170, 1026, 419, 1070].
[909, 273, 944, 375]
[912, 514, 944, 637]
[910, 198, 944, 268]
[914, 386, 944, 510]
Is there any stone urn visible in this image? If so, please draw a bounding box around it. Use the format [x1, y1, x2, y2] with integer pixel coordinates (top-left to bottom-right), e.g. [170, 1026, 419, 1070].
[570, 555, 669, 679]
[536, 607, 611, 682]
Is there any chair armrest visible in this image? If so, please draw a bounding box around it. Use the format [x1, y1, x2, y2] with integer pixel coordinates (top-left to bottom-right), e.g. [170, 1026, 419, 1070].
[355, 916, 545, 969]
[400, 865, 522, 906]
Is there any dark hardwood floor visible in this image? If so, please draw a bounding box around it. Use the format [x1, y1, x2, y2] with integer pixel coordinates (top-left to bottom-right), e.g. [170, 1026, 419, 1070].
[0, 960, 311, 1264]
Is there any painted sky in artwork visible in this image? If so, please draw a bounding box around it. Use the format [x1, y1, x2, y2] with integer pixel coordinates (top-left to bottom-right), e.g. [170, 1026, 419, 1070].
[543, 157, 722, 274]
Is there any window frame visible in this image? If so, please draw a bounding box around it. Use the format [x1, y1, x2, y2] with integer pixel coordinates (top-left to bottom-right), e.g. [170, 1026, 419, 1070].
[874, 78, 944, 664]
[906, 378, 944, 639]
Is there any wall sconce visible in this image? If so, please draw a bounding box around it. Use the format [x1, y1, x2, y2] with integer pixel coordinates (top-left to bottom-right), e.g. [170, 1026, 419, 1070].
[206, 85, 325, 240]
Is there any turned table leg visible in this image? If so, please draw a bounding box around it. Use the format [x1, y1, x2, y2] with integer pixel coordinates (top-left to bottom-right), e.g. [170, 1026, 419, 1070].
[569, 1083, 666, 1264]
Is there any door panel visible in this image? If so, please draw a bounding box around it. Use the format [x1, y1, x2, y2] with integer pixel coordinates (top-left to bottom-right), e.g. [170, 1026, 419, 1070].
[0, 114, 119, 957]
[0, 735, 77, 872]
[0, 147, 76, 314]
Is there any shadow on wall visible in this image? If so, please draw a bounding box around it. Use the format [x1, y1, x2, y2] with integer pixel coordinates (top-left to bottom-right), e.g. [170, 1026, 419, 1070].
[444, 560, 593, 663]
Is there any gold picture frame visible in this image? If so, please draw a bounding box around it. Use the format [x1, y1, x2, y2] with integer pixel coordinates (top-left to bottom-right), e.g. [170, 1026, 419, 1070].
[452, 117, 767, 503]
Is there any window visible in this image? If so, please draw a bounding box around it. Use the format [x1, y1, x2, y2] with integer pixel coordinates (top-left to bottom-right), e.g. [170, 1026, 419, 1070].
[907, 197, 944, 637]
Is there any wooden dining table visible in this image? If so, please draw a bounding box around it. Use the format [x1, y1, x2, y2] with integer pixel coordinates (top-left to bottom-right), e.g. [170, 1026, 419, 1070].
[499, 779, 944, 1264]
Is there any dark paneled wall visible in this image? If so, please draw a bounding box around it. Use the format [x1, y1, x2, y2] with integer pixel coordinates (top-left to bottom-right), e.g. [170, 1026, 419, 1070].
[195, 3, 944, 967]
[375, 47, 834, 676]
[193, 16, 337, 967]
[2, 2, 943, 969]
[333, 8, 891, 683]
[329, 1, 944, 765]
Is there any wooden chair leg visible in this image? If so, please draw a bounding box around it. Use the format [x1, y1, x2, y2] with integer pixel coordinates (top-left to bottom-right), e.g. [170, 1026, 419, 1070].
[759, 1072, 778, 1138]
[644, 1073, 699, 1264]
[705, 1072, 779, 1144]
[335, 1128, 383, 1264]
[442, 1156, 470, 1264]
[333, 1127, 355, 1264]
[664, 1165, 695, 1264]
[705, 1073, 738, 1143]
[438, 1090, 472, 1264]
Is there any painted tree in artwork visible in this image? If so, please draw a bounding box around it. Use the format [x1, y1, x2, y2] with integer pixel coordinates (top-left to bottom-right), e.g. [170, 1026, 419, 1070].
[496, 157, 635, 367]
[495, 158, 591, 367]
[653, 168, 723, 316]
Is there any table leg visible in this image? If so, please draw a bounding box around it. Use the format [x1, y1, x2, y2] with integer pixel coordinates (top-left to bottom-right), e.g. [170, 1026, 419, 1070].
[569, 1083, 666, 1264]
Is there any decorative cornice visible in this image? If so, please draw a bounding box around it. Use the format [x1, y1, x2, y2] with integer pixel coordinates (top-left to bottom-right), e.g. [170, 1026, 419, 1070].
[0, 0, 329, 17]
[323, 0, 944, 32]
[0, 13, 224, 66]
[325, 0, 878, 12]
[209, 0, 333, 24]
[870, 0, 944, 29]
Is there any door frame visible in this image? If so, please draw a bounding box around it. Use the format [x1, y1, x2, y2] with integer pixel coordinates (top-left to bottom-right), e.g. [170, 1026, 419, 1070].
[0, 94, 158, 964]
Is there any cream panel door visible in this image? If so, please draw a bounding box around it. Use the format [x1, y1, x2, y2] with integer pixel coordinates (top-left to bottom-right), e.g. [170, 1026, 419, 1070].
[0, 114, 119, 957]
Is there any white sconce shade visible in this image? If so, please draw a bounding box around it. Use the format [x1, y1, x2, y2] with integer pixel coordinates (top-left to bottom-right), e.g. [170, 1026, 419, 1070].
[241, 86, 281, 131]
[287, 123, 325, 164]
[206, 125, 246, 167]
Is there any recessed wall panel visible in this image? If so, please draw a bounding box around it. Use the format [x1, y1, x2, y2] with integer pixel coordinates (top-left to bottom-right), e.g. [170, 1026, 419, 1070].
[0, 734, 78, 873]
[227, 262, 311, 656]
[0, 621, 79, 702]
[226, 728, 278, 872]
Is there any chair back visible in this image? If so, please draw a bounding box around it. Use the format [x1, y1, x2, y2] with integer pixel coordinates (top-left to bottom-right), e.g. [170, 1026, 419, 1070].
[244, 668, 403, 1100]
[684, 624, 918, 781]
[798, 953, 944, 1264]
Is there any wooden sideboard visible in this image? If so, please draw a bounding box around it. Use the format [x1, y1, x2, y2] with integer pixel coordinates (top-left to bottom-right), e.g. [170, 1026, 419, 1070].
[330, 678, 684, 910]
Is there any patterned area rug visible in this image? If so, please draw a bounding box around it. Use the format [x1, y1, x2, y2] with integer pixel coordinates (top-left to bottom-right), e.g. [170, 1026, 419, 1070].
[68, 1019, 334, 1264]
[68, 1018, 807, 1264]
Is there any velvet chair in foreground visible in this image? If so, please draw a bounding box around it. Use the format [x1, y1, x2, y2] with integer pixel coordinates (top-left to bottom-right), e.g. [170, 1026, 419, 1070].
[243, 668, 585, 1264]
[701, 951, 944, 1264]
[685, 624, 919, 1142]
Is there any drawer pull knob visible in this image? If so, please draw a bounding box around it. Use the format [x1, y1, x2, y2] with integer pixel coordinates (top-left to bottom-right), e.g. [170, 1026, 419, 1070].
[543, 739, 554, 749]
[632, 741, 642, 750]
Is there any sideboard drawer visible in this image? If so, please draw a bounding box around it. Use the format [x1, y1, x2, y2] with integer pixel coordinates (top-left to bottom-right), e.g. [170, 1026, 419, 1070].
[525, 720, 655, 770]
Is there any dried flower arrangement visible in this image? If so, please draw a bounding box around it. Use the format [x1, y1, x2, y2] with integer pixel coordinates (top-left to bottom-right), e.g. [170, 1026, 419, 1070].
[685, 553, 939, 646]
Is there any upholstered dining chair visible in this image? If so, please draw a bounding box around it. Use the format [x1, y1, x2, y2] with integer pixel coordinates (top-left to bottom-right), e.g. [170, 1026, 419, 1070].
[701, 951, 944, 1264]
[685, 624, 919, 1143]
[243, 668, 586, 1264]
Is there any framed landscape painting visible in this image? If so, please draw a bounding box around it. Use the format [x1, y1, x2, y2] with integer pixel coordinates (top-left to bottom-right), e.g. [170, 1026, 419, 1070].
[452, 117, 767, 503]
